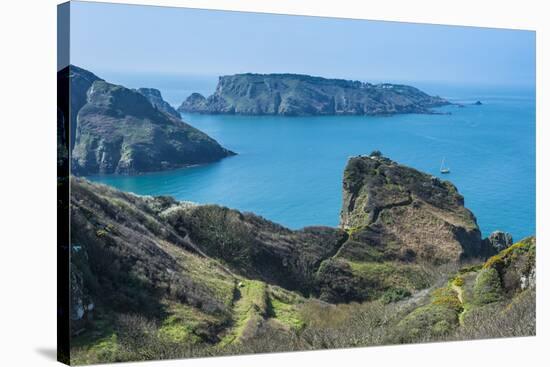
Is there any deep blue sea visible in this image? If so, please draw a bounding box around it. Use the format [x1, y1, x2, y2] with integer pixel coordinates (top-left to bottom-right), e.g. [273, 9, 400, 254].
[89, 73, 536, 240]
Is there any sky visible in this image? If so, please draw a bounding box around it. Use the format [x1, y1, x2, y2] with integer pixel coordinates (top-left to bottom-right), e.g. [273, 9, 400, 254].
[69, 1, 535, 86]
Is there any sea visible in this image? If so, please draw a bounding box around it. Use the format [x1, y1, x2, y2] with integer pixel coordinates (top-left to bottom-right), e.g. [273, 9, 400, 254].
[88, 71, 536, 241]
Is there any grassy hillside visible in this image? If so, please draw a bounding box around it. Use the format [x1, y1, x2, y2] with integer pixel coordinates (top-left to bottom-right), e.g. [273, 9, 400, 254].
[68, 153, 535, 364]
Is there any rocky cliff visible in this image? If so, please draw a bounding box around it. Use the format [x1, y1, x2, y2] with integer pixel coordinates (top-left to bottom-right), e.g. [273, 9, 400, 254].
[59, 65, 102, 151]
[59, 66, 235, 175]
[136, 87, 180, 118]
[340, 154, 482, 262]
[178, 73, 449, 116]
[71, 79, 235, 175]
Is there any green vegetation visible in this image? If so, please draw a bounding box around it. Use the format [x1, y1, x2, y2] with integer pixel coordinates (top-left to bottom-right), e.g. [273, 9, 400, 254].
[348, 260, 432, 298]
[68, 171, 535, 365]
[267, 285, 305, 330]
[158, 302, 220, 344]
[395, 303, 458, 342]
[484, 236, 535, 273]
[473, 268, 504, 305]
[220, 280, 267, 346]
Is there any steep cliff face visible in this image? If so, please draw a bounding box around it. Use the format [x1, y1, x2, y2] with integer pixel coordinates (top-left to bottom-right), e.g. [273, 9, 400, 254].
[313, 154, 487, 302]
[340, 154, 482, 262]
[61, 65, 103, 151]
[58, 65, 235, 175]
[178, 73, 449, 116]
[136, 88, 180, 118]
[71, 80, 235, 175]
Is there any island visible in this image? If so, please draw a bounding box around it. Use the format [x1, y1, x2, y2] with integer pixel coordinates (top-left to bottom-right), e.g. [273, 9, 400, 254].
[58, 65, 235, 176]
[178, 73, 450, 116]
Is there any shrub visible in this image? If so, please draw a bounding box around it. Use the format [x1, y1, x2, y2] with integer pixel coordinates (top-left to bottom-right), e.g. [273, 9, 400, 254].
[452, 276, 465, 287]
[455, 289, 535, 340]
[381, 288, 411, 304]
[473, 268, 503, 305]
[393, 303, 458, 343]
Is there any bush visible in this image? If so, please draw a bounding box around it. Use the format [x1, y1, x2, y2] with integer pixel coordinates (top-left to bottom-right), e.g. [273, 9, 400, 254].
[455, 289, 535, 340]
[473, 268, 503, 305]
[381, 288, 411, 304]
[393, 303, 458, 343]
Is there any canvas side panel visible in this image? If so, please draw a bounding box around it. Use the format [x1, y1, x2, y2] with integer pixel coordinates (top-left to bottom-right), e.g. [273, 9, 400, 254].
[57, 2, 70, 365]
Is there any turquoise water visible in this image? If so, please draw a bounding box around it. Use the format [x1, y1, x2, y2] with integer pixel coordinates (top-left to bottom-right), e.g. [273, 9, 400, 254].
[88, 81, 535, 240]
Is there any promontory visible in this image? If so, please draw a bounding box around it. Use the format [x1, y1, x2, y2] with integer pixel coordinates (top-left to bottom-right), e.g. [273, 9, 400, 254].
[58, 65, 235, 176]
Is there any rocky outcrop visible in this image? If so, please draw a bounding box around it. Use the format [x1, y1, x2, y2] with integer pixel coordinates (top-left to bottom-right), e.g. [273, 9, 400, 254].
[136, 87, 180, 118]
[72, 80, 235, 175]
[484, 236, 536, 293]
[178, 73, 450, 116]
[58, 65, 235, 175]
[484, 230, 514, 254]
[339, 153, 483, 263]
[314, 153, 490, 303]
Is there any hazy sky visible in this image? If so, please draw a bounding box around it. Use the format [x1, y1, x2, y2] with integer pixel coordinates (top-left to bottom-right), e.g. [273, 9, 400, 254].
[70, 1, 535, 85]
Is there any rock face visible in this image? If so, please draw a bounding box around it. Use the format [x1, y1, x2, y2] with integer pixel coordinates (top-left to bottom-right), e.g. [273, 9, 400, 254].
[136, 88, 180, 118]
[484, 237, 536, 292]
[61, 65, 103, 151]
[484, 230, 514, 254]
[59, 65, 235, 175]
[71, 80, 235, 175]
[178, 73, 450, 116]
[339, 154, 483, 263]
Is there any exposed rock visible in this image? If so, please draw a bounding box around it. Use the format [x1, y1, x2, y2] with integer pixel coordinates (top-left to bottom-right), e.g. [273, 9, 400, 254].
[136, 87, 180, 118]
[71, 80, 235, 175]
[340, 154, 483, 263]
[179, 92, 208, 112]
[65, 66, 103, 151]
[312, 154, 491, 302]
[484, 236, 536, 293]
[178, 73, 450, 116]
[473, 100, 483, 105]
[58, 65, 236, 175]
[484, 230, 514, 254]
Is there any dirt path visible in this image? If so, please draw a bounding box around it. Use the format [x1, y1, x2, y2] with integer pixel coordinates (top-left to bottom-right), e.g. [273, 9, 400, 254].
[452, 284, 463, 304]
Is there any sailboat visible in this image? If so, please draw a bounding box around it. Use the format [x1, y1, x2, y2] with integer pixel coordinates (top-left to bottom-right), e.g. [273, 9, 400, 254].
[440, 157, 451, 174]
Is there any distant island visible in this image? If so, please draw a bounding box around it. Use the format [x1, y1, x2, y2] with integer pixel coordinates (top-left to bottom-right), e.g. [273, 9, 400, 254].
[178, 73, 450, 116]
[58, 66, 235, 176]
